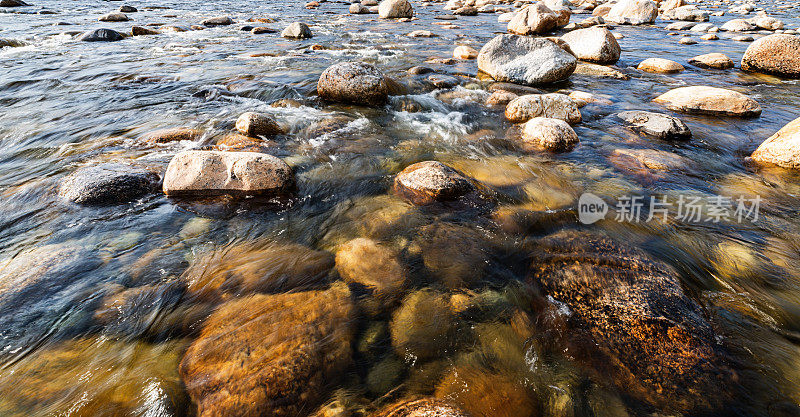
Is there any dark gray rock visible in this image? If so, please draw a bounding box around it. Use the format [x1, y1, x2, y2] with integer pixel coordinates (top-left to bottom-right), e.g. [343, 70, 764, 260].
[0, 0, 30, 7]
[59, 163, 160, 205]
[616, 110, 692, 140]
[78, 28, 125, 42]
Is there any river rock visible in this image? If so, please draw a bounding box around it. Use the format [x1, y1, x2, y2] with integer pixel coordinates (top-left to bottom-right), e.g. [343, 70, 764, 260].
[162, 150, 294, 197]
[520, 117, 579, 152]
[560, 26, 621, 64]
[59, 163, 160, 205]
[393, 161, 477, 205]
[660, 0, 685, 12]
[507, 3, 559, 35]
[486, 89, 518, 106]
[350, 3, 369, 13]
[505, 93, 582, 124]
[679, 36, 697, 45]
[755, 16, 783, 31]
[700, 33, 718, 40]
[282, 22, 313, 38]
[720, 18, 754, 31]
[180, 284, 356, 417]
[665, 21, 696, 30]
[142, 127, 199, 143]
[528, 230, 733, 413]
[180, 241, 334, 302]
[637, 57, 685, 73]
[453, 45, 478, 59]
[132, 25, 160, 35]
[616, 110, 691, 140]
[0, 0, 29, 6]
[610, 148, 689, 172]
[740, 34, 800, 78]
[662, 5, 709, 21]
[235, 112, 283, 137]
[606, 0, 658, 25]
[574, 62, 629, 79]
[317, 61, 389, 106]
[202, 16, 233, 26]
[653, 86, 761, 117]
[78, 28, 125, 42]
[454, 5, 478, 15]
[688, 52, 734, 69]
[750, 116, 800, 170]
[119, 5, 137, 12]
[336, 238, 408, 309]
[372, 398, 471, 417]
[98, 12, 129, 22]
[379, 0, 413, 18]
[477, 34, 577, 86]
[390, 289, 456, 360]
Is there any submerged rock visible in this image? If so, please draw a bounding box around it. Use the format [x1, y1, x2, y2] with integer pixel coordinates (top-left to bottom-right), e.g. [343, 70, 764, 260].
[507, 3, 559, 35]
[162, 150, 294, 197]
[520, 117, 579, 152]
[606, 0, 658, 24]
[318, 61, 389, 106]
[393, 161, 479, 206]
[505, 93, 582, 124]
[282, 21, 313, 38]
[477, 34, 577, 86]
[59, 163, 160, 205]
[573, 62, 629, 79]
[372, 398, 471, 417]
[615, 110, 692, 140]
[235, 111, 283, 137]
[78, 28, 125, 42]
[688, 53, 734, 69]
[180, 284, 356, 417]
[336, 238, 408, 309]
[180, 241, 334, 302]
[390, 289, 456, 360]
[740, 34, 800, 78]
[435, 365, 538, 417]
[560, 26, 621, 64]
[653, 86, 761, 117]
[411, 222, 495, 290]
[528, 230, 733, 414]
[379, 0, 413, 18]
[0, 38, 27, 47]
[751, 116, 800, 170]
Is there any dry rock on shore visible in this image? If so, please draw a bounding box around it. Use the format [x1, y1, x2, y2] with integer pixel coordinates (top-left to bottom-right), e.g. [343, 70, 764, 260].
[317, 61, 389, 106]
[162, 150, 294, 197]
[751, 116, 800, 170]
[477, 35, 577, 86]
[653, 86, 761, 117]
[741, 34, 800, 78]
[560, 26, 621, 64]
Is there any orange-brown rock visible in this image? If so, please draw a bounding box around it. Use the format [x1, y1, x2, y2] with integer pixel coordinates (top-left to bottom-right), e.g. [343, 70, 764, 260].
[435, 366, 538, 417]
[141, 127, 200, 144]
[372, 398, 471, 417]
[528, 230, 733, 414]
[393, 161, 478, 206]
[335, 238, 408, 307]
[180, 283, 356, 417]
[750, 116, 800, 170]
[215, 133, 277, 153]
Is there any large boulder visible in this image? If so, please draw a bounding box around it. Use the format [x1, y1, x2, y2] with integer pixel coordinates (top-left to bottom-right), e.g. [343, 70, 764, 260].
[740, 34, 800, 78]
[379, 0, 413, 18]
[281, 22, 313, 38]
[505, 93, 582, 124]
[528, 230, 733, 414]
[653, 86, 761, 117]
[393, 161, 479, 205]
[162, 150, 294, 197]
[477, 34, 577, 86]
[560, 26, 621, 64]
[78, 28, 125, 42]
[750, 116, 800, 170]
[180, 284, 356, 417]
[615, 110, 691, 140]
[520, 117, 579, 152]
[507, 3, 559, 35]
[606, 0, 658, 25]
[59, 163, 160, 205]
[317, 61, 390, 106]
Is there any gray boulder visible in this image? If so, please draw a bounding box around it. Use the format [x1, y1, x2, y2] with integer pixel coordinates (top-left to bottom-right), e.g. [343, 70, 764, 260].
[59, 164, 160, 205]
[378, 0, 413, 18]
[616, 111, 692, 140]
[477, 34, 577, 86]
[560, 26, 621, 64]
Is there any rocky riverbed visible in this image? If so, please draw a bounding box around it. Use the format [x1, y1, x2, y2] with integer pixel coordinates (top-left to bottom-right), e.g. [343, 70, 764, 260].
[1, 0, 800, 416]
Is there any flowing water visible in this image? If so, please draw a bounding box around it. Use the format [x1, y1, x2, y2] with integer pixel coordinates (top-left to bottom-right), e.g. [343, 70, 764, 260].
[1, 0, 800, 415]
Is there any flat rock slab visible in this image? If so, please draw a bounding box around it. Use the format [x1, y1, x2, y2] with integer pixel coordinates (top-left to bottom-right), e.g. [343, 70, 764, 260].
[653, 86, 761, 117]
[616, 110, 692, 140]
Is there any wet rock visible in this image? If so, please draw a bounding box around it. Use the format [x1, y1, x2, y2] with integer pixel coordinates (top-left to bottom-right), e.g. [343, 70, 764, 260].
[528, 230, 732, 413]
[688, 52, 734, 69]
[180, 241, 334, 302]
[665, 21, 696, 30]
[59, 163, 160, 205]
[435, 366, 538, 417]
[336, 238, 408, 308]
[732, 35, 753, 42]
[0, 38, 26, 47]
[215, 133, 276, 153]
[98, 12, 129, 22]
[180, 284, 356, 417]
[408, 66, 434, 75]
[78, 28, 125, 42]
[407, 30, 437, 37]
[616, 110, 691, 140]
[700, 33, 718, 40]
[393, 161, 478, 206]
[282, 21, 313, 38]
[573, 62, 629, 79]
[372, 398, 470, 417]
[637, 57, 685, 73]
[505, 93, 582, 124]
[453, 6, 478, 16]
[606, 0, 658, 25]
[379, 0, 413, 18]
[720, 18, 754, 31]
[202, 16, 233, 26]
[119, 5, 137, 12]
[366, 355, 405, 395]
[162, 150, 294, 197]
[755, 16, 783, 31]
[750, 116, 800, 170]
[0, 0, 30, 6]
[428, 74, 459, 89]
[485, 90, 518, 106]
[235, 111, 283, 137]
[93, 281, 189, 338]
[390, 289, 456, 360]
[132, 25, 160, 35]
[520, 117, 579, 152]
[251, 26, 277, 34]
[317, 61, 389, 106]
[350, 3, 369, 14]
[679, 37, 697, 45]
[507, 3, 559, 35]
[142, 127, 200, 144]
[662, 5, 709, 22]
[610, 148, 690, 172]
[477, 34, 576, 86]
[453, 45, 478, 59]
[653, 86, 761, 117]
[560, 26, 621, 64]
[411, 222, 495, 289]
[741, 34, 800, 78]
